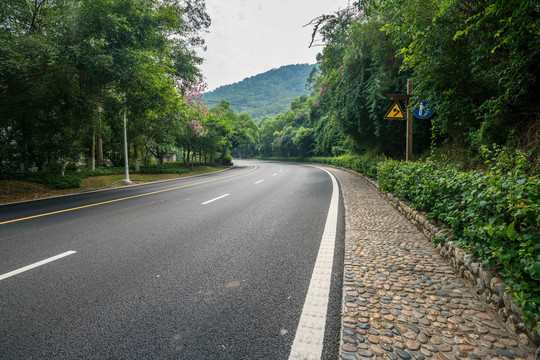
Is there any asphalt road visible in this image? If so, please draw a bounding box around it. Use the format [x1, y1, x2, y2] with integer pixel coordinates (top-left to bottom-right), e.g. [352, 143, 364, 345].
[0, 160, 344, 359]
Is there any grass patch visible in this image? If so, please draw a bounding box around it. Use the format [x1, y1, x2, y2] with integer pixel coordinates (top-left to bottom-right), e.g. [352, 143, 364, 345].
[0, 166, 226, 205]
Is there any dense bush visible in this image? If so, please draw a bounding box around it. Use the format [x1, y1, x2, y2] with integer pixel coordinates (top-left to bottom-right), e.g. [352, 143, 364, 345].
[24, 173, 83, 189]
[139, 164, 190, 174]
[310, 155, 386, 179]
[377, 149, 540, 324]
[254, 154, 385, 178]
[79, 168, 123, 177]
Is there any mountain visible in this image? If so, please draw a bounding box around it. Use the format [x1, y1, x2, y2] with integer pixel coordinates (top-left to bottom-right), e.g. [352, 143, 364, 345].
[203, 63, 316, 121]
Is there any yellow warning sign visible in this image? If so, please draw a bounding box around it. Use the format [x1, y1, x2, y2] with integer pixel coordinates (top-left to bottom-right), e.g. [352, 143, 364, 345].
[384, 101, 405, 120]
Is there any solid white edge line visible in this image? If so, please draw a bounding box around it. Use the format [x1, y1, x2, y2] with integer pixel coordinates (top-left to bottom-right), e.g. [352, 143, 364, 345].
[289, 167, 339, 360]
[201, 193, 230, 205]
[0, 251, 77, 281]
[255, 180, 264, 184]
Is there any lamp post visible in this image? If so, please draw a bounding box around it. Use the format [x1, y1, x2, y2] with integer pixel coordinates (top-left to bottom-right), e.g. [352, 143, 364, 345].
[123, 104, 132, 184]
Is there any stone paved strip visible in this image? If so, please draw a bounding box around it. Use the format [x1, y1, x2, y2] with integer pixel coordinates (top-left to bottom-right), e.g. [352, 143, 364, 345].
[325, 167, 537, 360]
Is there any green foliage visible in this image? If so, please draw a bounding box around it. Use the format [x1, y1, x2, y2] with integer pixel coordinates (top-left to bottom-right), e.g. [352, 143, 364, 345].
[255, 154, 385, 178]
[310, 155, 386, 179]
[17, 173, 83, 189]
[79, 168, 123, 177]
[380, 0, 540, 152]
[203, 64, 316, 121]
[41, 174, 84, 189]
[316, 18, 420, 157]
[209, 100, 257, 158]
[221, 154, 233, 166]
[377, 148, 540, 324]
[139, 164, 189, 174]
[0, 0, 210, 173]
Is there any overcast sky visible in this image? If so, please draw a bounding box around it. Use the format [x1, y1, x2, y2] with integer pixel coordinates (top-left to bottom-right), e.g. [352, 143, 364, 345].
[199, 0, 352, 91]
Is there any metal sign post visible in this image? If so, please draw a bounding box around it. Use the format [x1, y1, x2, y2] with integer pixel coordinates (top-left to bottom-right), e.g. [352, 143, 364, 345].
[385, 78, 414, 161]
[406, 79, 413, 162]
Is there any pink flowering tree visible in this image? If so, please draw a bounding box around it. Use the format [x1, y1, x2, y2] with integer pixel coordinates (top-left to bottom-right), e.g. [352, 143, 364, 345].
[176, 81, 235, 167]
[178, 82, 209, 169]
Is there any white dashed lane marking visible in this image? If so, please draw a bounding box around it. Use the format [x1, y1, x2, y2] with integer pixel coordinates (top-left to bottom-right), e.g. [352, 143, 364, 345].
[0, 251, 77, 281]
[201, 194, 230, 205]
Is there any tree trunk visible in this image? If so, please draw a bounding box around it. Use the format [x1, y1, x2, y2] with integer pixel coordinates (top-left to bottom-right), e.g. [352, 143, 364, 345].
[186, 148, 193, 171]
[89, 132, 95, 171]
[97, 103, 103, 167]
[61, 124, 81, 176]
[133, 141, 140, 172]
[97, 136, 103, 167]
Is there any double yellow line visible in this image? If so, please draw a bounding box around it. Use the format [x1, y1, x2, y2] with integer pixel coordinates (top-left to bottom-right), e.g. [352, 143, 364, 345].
[0, 165, 258, 225]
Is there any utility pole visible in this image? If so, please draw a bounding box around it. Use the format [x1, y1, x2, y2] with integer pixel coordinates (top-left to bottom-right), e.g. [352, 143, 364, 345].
[406, 79, 413, 161]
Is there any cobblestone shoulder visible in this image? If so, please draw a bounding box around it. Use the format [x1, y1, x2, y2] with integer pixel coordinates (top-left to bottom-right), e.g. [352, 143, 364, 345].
[324, 167, 537, 360]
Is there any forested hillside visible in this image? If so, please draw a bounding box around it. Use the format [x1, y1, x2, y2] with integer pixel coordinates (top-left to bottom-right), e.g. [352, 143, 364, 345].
[203, 64, 316, 121]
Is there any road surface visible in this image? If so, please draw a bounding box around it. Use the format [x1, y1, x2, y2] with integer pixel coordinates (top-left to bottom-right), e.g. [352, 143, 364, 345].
[0, 160, 344, 359]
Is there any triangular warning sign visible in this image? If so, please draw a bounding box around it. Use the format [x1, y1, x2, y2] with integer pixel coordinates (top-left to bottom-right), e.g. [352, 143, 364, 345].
[384, 101, 405, 120]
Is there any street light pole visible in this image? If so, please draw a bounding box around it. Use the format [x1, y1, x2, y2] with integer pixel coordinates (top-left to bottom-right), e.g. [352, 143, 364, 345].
[123, 104, 132, 184]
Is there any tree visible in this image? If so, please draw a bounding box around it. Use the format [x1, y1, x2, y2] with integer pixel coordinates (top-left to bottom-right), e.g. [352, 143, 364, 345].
[292, 127, 314, 157]
[0, 0, 212, 173]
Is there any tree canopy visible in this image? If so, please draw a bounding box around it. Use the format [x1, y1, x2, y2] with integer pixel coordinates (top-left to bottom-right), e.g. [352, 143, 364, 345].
[251, 0, 539, 166]
[0, 0, 239, 173]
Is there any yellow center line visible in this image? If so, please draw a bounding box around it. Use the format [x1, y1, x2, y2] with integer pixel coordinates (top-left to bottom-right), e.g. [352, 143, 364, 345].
[1, 165, 258, 226]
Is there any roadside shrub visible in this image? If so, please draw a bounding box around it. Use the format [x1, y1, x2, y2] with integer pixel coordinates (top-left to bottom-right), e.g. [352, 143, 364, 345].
[378, 149, 540, 325]
[163, 161, 186, 167]
[46, 174, 83, 189]
[253, 155, 385, 178]
[310, 154, 385, 178]
[78, 168, 123, 177]
[222, 154, 233, 165]
[139, 165, 189, 174]
[24, 173, 83, 189]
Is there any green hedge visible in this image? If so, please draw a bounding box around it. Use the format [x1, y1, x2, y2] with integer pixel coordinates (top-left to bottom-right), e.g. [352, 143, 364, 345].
[78, 168, 123, 177]
[253, 154, 385, 179]
[310, 155, 385, 179]
[377, 152, 539, 325]
[23, 173, 83, 189]
[139, 164, 189, 174]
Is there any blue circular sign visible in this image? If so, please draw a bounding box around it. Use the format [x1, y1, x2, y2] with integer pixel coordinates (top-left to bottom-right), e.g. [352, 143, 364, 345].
[413, 101, 434, 119]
